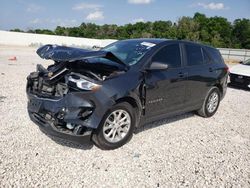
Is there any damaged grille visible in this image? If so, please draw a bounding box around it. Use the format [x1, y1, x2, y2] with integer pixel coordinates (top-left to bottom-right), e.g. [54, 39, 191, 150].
[27, 71, 68, 97]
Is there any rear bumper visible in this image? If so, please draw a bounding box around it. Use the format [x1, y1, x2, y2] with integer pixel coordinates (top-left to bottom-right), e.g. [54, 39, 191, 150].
[28, 112, 92, 144]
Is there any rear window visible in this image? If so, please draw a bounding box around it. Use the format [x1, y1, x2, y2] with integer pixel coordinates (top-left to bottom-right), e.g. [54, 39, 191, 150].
[185, 44, 203, 66]
[205, 47, 223, 64]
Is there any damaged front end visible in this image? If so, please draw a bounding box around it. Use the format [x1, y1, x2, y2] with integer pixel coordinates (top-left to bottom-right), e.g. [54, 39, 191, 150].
[27, 45, 127, 144]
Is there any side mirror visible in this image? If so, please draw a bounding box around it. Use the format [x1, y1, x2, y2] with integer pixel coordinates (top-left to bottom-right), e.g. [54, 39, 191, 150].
[146, 62, 168, 71]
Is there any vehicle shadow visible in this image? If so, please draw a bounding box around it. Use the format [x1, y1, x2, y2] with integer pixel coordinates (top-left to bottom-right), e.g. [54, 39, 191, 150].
[135, 112, 195, 134]
[38, 112, 195, 150]
[40, 128, 94, 150]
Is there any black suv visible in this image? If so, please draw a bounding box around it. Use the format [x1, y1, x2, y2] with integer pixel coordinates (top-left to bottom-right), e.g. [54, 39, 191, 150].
[27, 39, 228, 149]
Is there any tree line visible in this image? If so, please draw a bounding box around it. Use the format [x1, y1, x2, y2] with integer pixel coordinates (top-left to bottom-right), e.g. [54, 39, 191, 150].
[11, 13, 250, 49]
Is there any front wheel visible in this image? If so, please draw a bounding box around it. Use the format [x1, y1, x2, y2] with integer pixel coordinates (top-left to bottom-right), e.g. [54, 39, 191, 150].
[92, 102, 135, 150]
[197, 87, 220, 118]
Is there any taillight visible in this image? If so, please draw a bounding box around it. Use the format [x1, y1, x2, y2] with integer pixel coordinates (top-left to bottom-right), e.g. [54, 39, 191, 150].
[225, 66, 229, 73]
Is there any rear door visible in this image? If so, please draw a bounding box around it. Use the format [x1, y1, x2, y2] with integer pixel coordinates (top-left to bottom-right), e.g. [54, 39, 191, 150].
[144, 43, 188, 117]
[183, 43, 217, 107]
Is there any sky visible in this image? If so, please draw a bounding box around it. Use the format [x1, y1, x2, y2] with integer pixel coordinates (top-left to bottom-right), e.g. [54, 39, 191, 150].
[0, 0, 249, 30]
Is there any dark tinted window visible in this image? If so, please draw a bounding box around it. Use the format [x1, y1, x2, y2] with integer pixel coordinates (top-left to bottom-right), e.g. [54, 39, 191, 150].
[202, 48, 211, 64]
[205, 47, 223, 64]
[152, 44, 181, 68]
[185, 44, 203, 66]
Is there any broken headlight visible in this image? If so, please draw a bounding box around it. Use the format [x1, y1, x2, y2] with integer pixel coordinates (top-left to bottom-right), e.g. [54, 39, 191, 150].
[68, 75, 101, 91]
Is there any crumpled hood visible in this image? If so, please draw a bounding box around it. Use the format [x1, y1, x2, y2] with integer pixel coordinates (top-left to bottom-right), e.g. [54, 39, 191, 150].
[36, 44, 127, 69]
[230, 64, 250, 77]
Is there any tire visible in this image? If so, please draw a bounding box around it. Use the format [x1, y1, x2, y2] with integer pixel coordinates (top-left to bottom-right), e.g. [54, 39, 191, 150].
[197, 87, 220, 118]
[92, 102, 135, 150]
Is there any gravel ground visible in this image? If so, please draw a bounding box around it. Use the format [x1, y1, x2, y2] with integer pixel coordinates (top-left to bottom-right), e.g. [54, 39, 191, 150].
[0, 45, 249, 187]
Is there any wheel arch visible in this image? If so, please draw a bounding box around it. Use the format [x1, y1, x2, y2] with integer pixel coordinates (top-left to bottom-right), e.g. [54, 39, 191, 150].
[213, 83, 223, 98]
[197, 85, 220, 118]
[115, 96, 142, 127]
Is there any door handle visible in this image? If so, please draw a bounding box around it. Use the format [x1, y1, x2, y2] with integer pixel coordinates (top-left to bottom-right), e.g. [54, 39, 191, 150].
[178, 72, 187, 78]
[209, 68, 213, 72]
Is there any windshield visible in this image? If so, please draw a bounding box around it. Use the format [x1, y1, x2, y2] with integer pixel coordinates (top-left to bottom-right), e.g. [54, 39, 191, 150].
[102, 40, 156, 66]
[243, 59, 250, 65]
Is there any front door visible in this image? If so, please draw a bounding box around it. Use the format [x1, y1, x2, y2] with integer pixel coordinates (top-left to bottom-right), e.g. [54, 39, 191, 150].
[144, 43, 187, 118]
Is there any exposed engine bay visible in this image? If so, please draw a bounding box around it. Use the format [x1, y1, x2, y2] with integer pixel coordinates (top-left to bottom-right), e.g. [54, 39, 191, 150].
[27, 60, 124, 97]
[27, 45, 127, 97]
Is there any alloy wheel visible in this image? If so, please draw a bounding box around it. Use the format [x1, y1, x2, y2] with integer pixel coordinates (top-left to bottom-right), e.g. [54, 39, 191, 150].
[206, 92, 219, 113]
[103, 110, 131, 143]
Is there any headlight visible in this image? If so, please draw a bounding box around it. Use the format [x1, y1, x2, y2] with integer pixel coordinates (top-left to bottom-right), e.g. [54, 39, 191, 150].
[68, 75, 101, 91]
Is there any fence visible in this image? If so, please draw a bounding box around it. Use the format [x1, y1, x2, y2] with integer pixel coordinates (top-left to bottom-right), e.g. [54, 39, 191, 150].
[218, 48, 250, 61]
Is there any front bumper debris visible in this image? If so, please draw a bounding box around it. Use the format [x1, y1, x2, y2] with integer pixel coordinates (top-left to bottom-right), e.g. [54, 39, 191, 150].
[230, 73, 250, 89]
[28, 112, 92, 144]
[26, 74, 116, 143]
[27, 92, 96, 144]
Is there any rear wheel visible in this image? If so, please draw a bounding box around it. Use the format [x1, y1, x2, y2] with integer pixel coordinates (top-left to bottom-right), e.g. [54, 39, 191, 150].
[92, 102, 135, 150]
[197, 87, 220, 117]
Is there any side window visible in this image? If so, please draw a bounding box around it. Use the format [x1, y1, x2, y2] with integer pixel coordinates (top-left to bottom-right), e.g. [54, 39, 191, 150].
[152, 44, 181, 68]
[185, 44, 203, 66]
[202, 48, 211, 64]
[205, 47, 223, 64]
